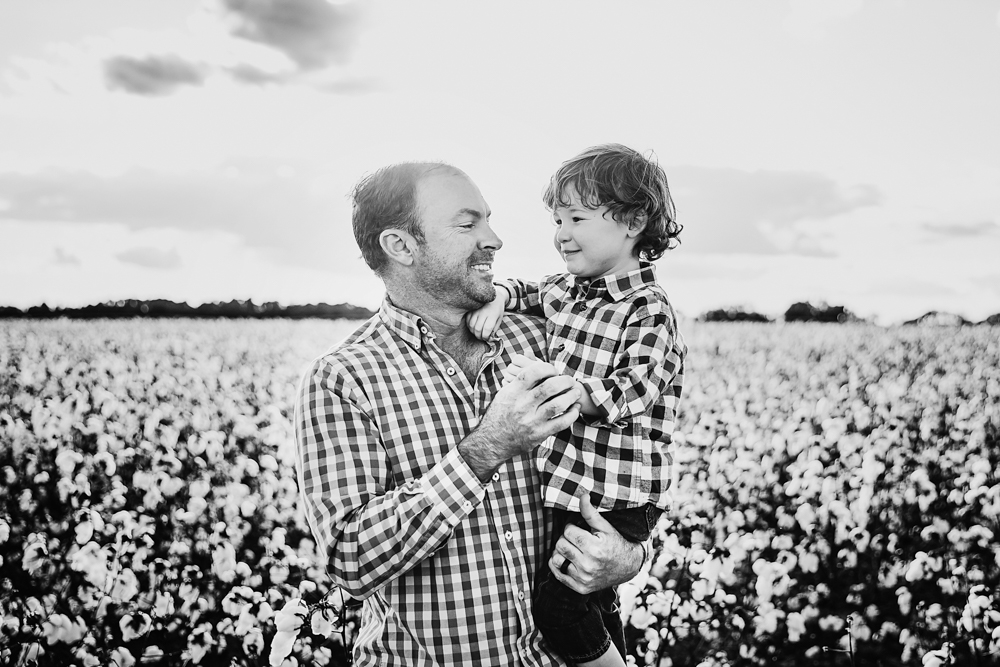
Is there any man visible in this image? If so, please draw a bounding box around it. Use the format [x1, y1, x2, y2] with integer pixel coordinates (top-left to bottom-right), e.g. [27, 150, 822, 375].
[294, 162, 647, 666]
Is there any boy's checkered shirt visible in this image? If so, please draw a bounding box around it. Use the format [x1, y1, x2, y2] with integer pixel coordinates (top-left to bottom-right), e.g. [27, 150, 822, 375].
[294, 299, 568, 667]
[504, 262, 686, 513]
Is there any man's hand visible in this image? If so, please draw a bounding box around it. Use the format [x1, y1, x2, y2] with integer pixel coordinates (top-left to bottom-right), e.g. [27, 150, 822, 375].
[548, 496, 644, 594]
[465, 287, 507, 341]
[459, 358, 581, 480]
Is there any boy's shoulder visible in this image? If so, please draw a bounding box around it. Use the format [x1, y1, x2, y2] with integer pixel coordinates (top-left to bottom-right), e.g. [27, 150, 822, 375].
[621, 283, 684, 336]
[622, 281, 675, 311]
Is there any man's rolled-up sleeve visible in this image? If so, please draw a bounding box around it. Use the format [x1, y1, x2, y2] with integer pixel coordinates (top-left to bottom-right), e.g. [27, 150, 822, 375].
[294, 358, 486, 598]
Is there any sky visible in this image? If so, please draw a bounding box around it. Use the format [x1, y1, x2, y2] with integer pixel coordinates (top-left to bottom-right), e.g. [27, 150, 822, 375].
[1, 0, 999, 324]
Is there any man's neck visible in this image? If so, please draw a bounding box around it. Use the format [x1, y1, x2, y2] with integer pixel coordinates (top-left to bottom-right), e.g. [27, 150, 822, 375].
[386, 281, 487, 381]
[386, 282, 464, 335]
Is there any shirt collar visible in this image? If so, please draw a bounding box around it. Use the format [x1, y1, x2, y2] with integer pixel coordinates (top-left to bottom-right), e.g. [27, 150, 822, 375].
[570, 262, 658, 302]
[379, 296, 434, 352]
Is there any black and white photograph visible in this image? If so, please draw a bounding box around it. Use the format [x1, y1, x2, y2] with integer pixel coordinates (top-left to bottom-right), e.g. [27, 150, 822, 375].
[1, 1, 998, 666]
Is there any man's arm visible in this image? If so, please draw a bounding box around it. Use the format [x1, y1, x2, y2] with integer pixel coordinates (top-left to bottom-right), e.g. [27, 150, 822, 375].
[460, 360, 582, 480]
[548, 496, 648, 594]
[295, 357, 582, 597]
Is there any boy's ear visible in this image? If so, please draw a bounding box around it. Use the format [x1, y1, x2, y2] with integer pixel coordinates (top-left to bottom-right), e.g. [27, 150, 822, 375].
[626, 214, 648, 238]
[379, 229, 417, 268]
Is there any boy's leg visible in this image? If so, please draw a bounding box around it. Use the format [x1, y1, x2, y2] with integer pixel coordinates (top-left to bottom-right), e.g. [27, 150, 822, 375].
[534, 510, 616, 664]
[572, 587, 626, 667]
[586, 505, 664, 663]
[535, 505, 662, 665]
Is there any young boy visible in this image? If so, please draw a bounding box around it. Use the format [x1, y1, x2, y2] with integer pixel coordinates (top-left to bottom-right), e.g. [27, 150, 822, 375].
[466, 144, 686, 667]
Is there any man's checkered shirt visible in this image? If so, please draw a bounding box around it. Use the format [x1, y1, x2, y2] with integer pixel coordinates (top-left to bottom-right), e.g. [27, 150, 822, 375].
[294, 299, 568, 667]
[503, 262, 686, 514]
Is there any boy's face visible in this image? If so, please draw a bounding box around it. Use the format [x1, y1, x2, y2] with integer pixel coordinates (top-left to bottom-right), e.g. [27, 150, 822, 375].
[551, 185, 642, 279]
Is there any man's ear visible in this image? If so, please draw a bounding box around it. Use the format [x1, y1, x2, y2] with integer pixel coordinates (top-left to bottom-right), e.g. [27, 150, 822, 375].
[627, 214, 648, 238]
[379, 229, 416, 268]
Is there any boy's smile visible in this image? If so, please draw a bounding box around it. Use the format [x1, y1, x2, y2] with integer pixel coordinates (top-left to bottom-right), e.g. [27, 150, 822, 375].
[552, 186, 642, 279]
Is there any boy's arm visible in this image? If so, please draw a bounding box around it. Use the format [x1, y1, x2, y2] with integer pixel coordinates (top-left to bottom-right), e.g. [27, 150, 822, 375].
[466, 285, 508, 340]
[576, 302, 682, 424]
[496, 278, 544, 317]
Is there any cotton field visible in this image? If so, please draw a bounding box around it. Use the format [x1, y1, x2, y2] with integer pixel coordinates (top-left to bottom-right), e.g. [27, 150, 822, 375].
[1, 319, 998, 667]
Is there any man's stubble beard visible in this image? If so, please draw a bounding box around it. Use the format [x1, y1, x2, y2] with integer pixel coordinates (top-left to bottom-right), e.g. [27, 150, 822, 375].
[414, 247, 495, 311]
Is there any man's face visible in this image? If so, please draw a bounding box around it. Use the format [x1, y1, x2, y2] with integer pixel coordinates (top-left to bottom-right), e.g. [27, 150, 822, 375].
[411, 170, 503, 310]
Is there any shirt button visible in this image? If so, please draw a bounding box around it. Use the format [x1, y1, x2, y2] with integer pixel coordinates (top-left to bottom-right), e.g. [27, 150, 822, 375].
[492, 472, 500, 482]
[462, 501, 473, 512]
[446, 367, 456, 376]
[504, 530, 513, 541]
[518, 591, 525, 601]
[419, 326, 428, 334]
[574, 302, 586, 313]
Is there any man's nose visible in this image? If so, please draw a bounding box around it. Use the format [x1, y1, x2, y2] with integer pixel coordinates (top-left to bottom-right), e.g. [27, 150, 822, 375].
[481, 223, 503, 250]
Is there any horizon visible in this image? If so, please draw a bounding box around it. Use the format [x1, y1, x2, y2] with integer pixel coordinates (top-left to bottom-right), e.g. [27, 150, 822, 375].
[2, 1, 999, 326]
[2, 296, 995, 327]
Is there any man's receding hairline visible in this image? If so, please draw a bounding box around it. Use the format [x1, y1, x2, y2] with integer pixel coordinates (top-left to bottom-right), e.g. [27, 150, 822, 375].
[411, 164, 474, 220]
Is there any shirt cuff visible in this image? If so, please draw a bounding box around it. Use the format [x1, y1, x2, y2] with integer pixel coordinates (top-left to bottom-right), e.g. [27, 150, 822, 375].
[578, 378, 625, 424]
[493, 281, 518, 311]
[421, 447, 488, 528]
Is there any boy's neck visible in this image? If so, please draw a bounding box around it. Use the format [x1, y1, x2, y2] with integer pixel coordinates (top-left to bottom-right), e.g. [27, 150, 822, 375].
[578, 257, 643, 282]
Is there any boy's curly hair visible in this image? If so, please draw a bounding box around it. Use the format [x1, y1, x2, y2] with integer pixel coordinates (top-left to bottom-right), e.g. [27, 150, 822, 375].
[542, 144, 681, 261]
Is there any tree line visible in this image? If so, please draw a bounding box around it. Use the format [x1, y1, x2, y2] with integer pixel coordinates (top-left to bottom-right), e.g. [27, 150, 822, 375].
[1, 299, 996, 325]
[0, 299, 374, 321]
[698, 302, 999, 325]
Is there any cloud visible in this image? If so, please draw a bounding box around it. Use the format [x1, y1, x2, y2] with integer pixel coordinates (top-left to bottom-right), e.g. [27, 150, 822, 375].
[921, 221, 998, 237]
[116, 246, 182, 270]
[671, 166, 881, 255]
[224, 66, 379, 94]
[220, 0, 360, 71]
[93, 1, 364, 95]
[104, 55, 207, 95]
[0, 164, 359, 271]
[53, 247, 80, 266]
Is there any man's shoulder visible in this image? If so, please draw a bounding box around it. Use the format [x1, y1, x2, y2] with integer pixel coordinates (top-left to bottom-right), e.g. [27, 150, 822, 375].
[303, 315, 394, 380]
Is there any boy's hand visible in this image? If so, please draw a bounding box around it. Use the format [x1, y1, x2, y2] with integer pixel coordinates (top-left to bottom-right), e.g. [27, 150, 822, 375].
[465, 289, 506, 341]
[501, 352, 535, 385]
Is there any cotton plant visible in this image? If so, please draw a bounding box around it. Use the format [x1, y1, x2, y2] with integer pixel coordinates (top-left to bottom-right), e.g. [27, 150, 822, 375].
[2, 320, 999, 666]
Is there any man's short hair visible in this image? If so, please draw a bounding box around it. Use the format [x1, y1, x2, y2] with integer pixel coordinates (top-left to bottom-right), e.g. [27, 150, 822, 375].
[542, 144, 682, 261]
[351, 162, 455, 276]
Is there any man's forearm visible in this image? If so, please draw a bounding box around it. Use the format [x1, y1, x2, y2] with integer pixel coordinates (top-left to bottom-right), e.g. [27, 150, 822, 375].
[457, 427, 509, 482]
[316, 448, 486, 597]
